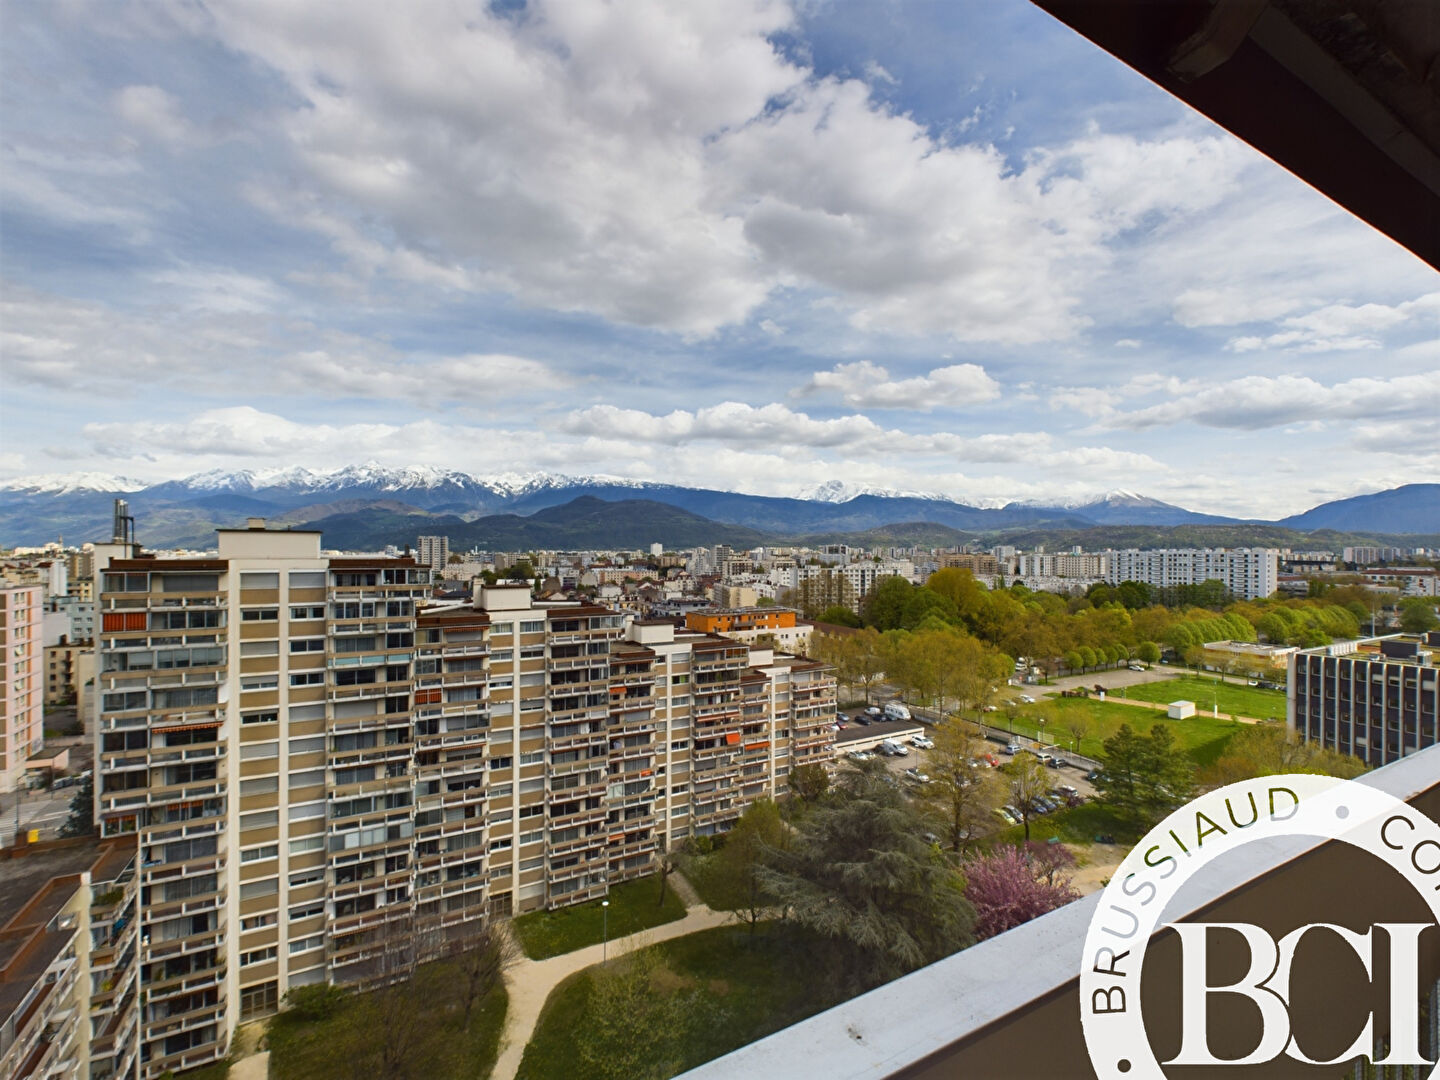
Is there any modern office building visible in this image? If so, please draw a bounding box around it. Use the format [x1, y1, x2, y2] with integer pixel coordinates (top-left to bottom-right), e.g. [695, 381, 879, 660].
[1102, 548, 1278, 600]
[2, 584, 44, 793]
[1289, 632, 1440, 767]
[94, 523, 835, 1075]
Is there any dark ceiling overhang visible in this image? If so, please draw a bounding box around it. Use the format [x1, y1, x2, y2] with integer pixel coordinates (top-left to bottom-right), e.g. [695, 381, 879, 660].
[1031, 0, 1440, 270]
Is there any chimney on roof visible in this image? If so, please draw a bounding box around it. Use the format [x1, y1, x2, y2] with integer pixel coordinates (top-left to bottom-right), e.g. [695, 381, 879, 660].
[247, 517, 266, 530]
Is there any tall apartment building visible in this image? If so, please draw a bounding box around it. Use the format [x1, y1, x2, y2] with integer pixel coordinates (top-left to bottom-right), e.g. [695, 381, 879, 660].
[1013, 552, 1107, 579]
[1102, 548, 1278, 601]
[95, 525, 835, 1075]
[0, 839, 141, 1080]
[937, 552, 1000, 575]
[1289, 632, 1440, 767]
[2, 584, 44, 793]
[415, 535, 450, 575]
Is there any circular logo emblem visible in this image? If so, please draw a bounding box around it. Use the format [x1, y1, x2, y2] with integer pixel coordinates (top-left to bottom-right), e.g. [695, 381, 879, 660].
[1080, 774, 1440, 1078]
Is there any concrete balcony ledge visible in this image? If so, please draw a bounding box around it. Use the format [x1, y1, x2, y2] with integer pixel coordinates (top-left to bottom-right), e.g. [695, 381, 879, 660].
[680, 747, 1440, 1080]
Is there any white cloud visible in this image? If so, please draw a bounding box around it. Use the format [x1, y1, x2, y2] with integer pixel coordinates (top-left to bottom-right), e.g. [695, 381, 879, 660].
[1225, 293, 1440, 353]
[113, 85, 195, 146]
[1099, 371, 1440, 431]
[800, 360, 1000, 410]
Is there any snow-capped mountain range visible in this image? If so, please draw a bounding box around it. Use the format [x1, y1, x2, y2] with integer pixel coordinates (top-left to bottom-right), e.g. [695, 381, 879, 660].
[1, 465, 1433, 547]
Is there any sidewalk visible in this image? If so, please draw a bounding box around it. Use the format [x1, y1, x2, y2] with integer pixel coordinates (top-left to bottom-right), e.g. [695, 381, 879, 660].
[491, 881, 730, 1080]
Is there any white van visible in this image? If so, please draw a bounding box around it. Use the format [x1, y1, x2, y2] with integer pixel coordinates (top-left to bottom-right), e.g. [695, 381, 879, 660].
[880, 738, 909, 757]
[883, 702, 912, 722]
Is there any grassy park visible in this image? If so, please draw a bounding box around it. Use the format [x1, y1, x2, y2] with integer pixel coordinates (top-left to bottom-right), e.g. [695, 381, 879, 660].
[997, 695, 1244, 767]
[516, 924, 847, 1080]
[1117, 675, 1286, 721]
[267, 960, 507, 1080]
[512, 875, 687, 960]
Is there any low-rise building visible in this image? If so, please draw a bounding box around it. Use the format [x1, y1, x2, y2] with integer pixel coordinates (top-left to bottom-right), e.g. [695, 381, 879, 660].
[685, 607, 813, 654]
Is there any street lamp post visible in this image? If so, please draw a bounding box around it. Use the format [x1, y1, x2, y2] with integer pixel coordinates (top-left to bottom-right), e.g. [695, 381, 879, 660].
[601, 900, 610, 965]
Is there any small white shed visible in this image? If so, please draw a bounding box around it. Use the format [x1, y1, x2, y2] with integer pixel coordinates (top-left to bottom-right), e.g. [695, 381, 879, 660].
[1168, 700, 1196, 720]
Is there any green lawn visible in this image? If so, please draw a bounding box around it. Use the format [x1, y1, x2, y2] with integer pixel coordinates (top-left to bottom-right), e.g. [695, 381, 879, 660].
[512, 875, 687, 960]
[993, 695, 1245, 768]
[674, 854, 738, 912]
[517, 923, 848, 1080]
[267, 962, 507, 1080]
[1117, 676, 1286, 721]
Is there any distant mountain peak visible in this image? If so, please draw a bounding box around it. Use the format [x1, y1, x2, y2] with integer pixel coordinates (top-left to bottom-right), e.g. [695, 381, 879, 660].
[0, 472, 147, 495]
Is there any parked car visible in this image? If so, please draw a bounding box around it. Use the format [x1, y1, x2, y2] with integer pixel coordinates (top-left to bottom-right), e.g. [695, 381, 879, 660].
[1056, 785, 1079, 797]
[865, 706, 883, 717]
[981, 704, 998, 712]
[838, 713, 850, 723]
[880, 739, 910, 757]
[854, 714, 871, 726]
[847, 750, 873, 762]
[1048, 757, 1068, 770]
[994, 807, 1017, 826]
[1086, 769, 1107, 782]
[1003, 804, 1024, 822]
[1004, 743, 1020, 755]
[1128, 663, 1145, 671]
[883, 702, 912, 722]
[1019, 694, 1036, 704]
[904, 768, 931, 784]
[980, 753, 999, 767]
[909, 735, 934, 750]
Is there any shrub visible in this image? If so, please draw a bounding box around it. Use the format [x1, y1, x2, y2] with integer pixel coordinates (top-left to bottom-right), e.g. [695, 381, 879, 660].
[283, 983, 347, 1022]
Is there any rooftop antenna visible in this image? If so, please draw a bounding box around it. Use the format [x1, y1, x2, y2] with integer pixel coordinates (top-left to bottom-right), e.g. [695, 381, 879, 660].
[113, 498, 135, 547]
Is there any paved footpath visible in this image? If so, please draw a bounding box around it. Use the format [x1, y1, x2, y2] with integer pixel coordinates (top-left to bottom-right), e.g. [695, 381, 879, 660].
[491, 882, 730, 1080]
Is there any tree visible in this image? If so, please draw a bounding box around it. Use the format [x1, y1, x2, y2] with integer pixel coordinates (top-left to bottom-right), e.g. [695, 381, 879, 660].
[1398, 598, 1438, 633]
[59, 774, 94, 838]
[1063, 716, 1089, 756]
[1094, 724, 1196, 826]
[1000, 752, 1051, 843]
[434, 916, 518, 1026]
[817, 605, 861, 628]
[1202, 722, 1367, 786]
[922, 720, 1003, 856]
[964, 844, 1080, 940]
[1135, 641, 1161, 666]
[1063, 649, 1084, 675]
[862, 575, 915, 631]
[757, 762, 974, 986]
[576, 945, 701, 1080]
[711, 799, 787, 932]
[787, 762, 830, 805]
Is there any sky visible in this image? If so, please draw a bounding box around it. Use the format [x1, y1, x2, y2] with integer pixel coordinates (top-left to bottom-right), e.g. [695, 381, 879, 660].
[2, 0, 1437, 518]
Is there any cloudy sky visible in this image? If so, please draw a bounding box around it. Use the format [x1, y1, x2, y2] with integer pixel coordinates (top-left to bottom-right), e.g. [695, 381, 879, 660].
[2, 0, 1436, 517]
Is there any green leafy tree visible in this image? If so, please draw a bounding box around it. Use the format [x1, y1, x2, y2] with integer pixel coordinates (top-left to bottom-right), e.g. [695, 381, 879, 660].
[1000, 752, 1050, 843]
[922, 720, 1003, 856]
[757, 763, 974, 986]
[817, 605, 862, 628]
[576, 946, 703, 1080]
[1063, 649, 1084, 675]
[712, 799, 787, 932]
[59, 774, 94, 838]
[862, 576, 915, 631]
[1398, 598, 1438, 633]
[1203, 723, 1367, 786]
[1135, 641, 1160, 666]
[1094, 724, 1196, 826]
[787, 762, 830, 805]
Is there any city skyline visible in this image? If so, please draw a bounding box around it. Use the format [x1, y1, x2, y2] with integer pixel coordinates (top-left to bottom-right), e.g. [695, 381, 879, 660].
[3, 1, 1438, 519]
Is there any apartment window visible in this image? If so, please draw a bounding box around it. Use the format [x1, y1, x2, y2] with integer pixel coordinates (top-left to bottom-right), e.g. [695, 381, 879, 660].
[242, 609, 279, 622]
[289, 571, 326, 588]
[240, 742, 279, 761]
[518, 803, 544, 819]
[289, 801, 325, 821]
[240, 946, 277, 967]
[290, 671, 324, 687]
[519, 830, 544, 845]
[490, 649, 513, 663]
[239, 878, 278, 901]
[489, 756, 513, 770]
[519, 750, 545, 766]
[240, 777, 279, 796]
[520, 620, 545, 633]
[289, 835, 325, 856]
[289, 868, 324, 888]
[491, 622, 513, 636]
[289, 769, 325, 789]
[521, 856, 545, 872]
[242, 710, 278, 726]
[670, 740, 689, 751]
[242, 675, 278, 692]
[240, 810, 279, 831]
[241, 640, 280, 657]
[241, 912, 277, 930]
[290, 638, 325, 653]
[672, 806, 689, 818]
[490, 783, 513, 798]
[671, 783, 688, 795]
[290, 605, 326, 620]
[289, 935, 324, 954]
[519, 778, 545, 794]
[240, 844, 278, 863]
[241, 572, 280, 589]
[289, 901, 325, 921]
[489, 838, 512, 852]
[289, 736, 325, 754]
[521, 646, 546, 659]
